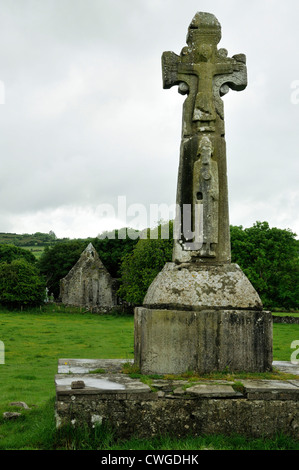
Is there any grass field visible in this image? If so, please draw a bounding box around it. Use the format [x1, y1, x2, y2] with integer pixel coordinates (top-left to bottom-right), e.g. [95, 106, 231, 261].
[22, 246, 45, 260]
[0, 305, 298, 450]
[0, 305, 134, 411]
[273, 311, 299, 317]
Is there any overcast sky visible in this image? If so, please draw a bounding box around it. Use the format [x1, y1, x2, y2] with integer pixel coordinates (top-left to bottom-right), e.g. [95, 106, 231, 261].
[0, 0, 298, 239]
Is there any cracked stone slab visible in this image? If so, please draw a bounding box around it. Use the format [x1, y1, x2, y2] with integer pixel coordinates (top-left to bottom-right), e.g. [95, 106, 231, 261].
[185, 384, 241, 398]
[273, 361, 299, 376]
[241, 379, 299, 391]
[289, 380, 299, 388]
[241, 379, 299, 400]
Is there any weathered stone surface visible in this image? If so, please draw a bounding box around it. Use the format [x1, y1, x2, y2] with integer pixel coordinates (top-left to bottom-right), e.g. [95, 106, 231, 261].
[55, 393, 299, 440]
[59, 243, 117, 312]
[241, 379, 299, 400]
[9, 401, 30, 409]
[143, 262, 262, 310]
[55, 374, 151, 395]
[3, 412, 21, 420]
[273, 315, 299, 324]
[135, 308, 273, 375]
[54, 359, 299, 439]
[162, 12, 247, 263]
[273, 361, 299, 375]
[71, 380, 85, 390]
[55, 364, 299, 439]
[186, 384, 240, 397]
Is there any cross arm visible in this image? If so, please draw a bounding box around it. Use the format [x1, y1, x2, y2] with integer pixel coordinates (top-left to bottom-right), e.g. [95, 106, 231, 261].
[215, 54, 247, 93]
[162, 51, 181, 89]
[213, 54, 247, 119]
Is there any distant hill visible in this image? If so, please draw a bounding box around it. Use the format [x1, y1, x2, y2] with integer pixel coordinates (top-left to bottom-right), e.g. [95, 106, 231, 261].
[0, 232, 70, 259]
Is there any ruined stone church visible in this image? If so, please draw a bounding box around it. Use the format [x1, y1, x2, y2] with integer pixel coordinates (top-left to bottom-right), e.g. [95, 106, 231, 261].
[59, 243, 117, 312]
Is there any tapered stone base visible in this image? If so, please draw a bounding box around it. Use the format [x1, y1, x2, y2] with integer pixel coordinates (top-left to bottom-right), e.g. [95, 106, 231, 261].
[134, 307, 273, 375]
[143, 263, 263, 311]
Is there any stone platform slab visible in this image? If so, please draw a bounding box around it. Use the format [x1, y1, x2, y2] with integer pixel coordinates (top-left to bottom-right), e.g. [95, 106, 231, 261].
[55, 374, 151, 396]
[55, 359, 299, 439]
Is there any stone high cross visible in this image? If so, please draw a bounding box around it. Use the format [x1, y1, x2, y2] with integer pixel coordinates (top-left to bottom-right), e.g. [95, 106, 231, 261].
[162, 12, 247, 263]
[135, 12, 272, 375]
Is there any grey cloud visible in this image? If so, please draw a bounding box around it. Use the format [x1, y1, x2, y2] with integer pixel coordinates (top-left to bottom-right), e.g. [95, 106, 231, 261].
[0, 0, 298, 237]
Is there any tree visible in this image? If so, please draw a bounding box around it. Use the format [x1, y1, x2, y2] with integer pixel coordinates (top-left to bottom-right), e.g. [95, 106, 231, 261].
[118, 220, 299, 309]
[0, 244, 36, 265]
[118, 222, 173, 305]
[230, 221, 299, 309]
[92, 229, 139, 278]
[0, 259, 46, 307]
[48, 230, 57, 240]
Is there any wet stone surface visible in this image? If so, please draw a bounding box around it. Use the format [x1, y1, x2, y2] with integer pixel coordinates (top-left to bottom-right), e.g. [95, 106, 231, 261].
[55, 359, 299, 399]
[55, 372, 150, 395]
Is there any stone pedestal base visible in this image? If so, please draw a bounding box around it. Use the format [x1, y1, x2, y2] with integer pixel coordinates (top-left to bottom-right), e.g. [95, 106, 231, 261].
[134, 308, 273, 375]
[143, 262, 263, 311]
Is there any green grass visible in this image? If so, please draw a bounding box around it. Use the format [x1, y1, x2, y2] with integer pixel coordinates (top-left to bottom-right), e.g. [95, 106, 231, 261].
[53, 425, 299, 451]
[22, 246, 45, 260]
[273, 323, 299, 361]
[273, 311, 299, 318]
[0, 304, 134, 411]
[0, 304, 298, 450]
